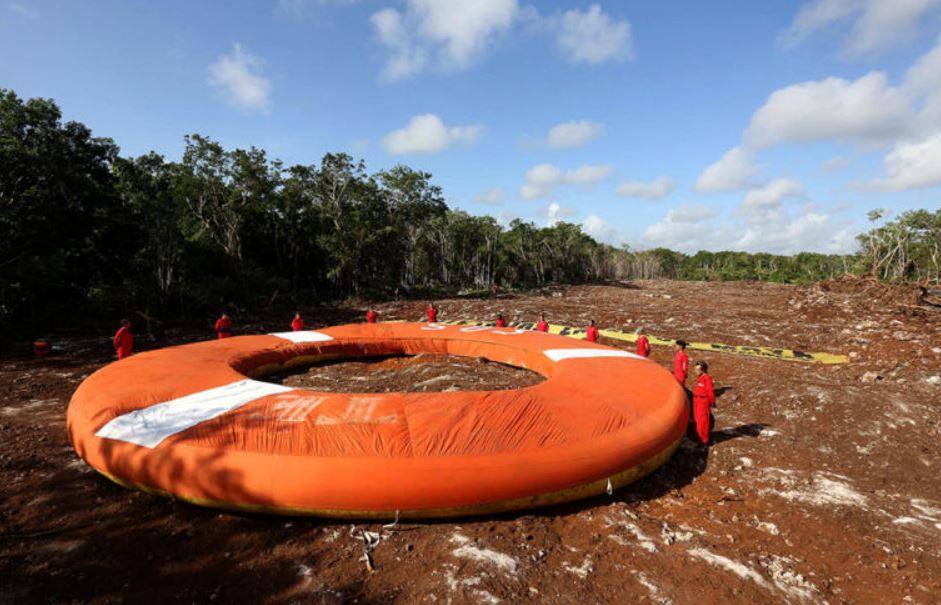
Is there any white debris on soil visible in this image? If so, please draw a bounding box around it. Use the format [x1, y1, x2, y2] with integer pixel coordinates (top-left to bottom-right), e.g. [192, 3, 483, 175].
[758, 427, 781, 439]
[450, 534, 519, 574]
[687, 548, 770, 589]
[633, 571, 672, 605]
[760, 470, 868, 509]
[759, 555, 819, 602]
[604, 514, 659, 552]
[440, 566, 499, 605]
[562, 556, 593, 578]
[660, 522, 694, 545]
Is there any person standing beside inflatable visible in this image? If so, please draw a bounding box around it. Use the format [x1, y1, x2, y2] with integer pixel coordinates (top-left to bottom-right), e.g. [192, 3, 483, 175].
[535, 313, 549, 332]
[215, 313, 233, 339]
[426, 303, 438, 323]
[586, 319, 599, 343]
[636, 332, 651, 358]
[113, 319, 133, 360]
[291, 312, 304, 332]
[366, 309, 378, 323]
[673, 340, 689, 384]
[692, 361, 716, 445]
[495, 314, 507, 328]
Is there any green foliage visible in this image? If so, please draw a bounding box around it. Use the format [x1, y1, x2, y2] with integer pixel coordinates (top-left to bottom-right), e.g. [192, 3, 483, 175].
[3, 89, 937, 340]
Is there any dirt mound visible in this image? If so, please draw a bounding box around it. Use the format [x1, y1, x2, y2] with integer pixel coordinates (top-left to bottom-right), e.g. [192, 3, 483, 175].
[794, 275, 929, 315]
[271, 354, 544, 393]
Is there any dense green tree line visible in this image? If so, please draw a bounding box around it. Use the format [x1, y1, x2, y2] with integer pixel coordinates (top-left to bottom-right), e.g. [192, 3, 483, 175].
[1, 90, 935, 339]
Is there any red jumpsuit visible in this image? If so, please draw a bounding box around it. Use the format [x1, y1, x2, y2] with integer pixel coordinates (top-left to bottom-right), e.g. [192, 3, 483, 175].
[535, 320, 549, 332]
[495, 317, 507, 327]
[586, 325, 599, 343]
[113, 326, 133, 359]
[426, 307, 438, 323]
[692, 373, 716, 444]
[673, 349, 689, 384]
[215, 317, 232, 339]
[366, 310, 377, 324]
[291, 317, 304, 332]
[636, 335, 651, 358]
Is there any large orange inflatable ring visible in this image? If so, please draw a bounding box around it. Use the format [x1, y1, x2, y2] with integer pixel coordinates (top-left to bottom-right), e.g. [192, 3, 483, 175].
[68, 322, 689, 518]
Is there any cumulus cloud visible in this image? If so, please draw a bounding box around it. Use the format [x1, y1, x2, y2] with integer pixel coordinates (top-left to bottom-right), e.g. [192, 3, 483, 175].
[861, 131, 941, 190]
[739, 178, 805, 224]
[519, 163, 613, 200]
[546, 120, 604, 149]
[475, 187, 506, 205]
[616, 176, 675, 200]
[208, 44, 272, 113]
[744, 73, 913, 149]
[381, 114, 481, 154]
[554, 4, 633, 64]
[371, 0, 520, 80]
[546, 202, 576, 226]
[780, 0, 941, 56]
[645, 200, 854, 255]
[819, 155, 850, 173]
[694, 146, 763, 193]
[582, 214, 624, 245]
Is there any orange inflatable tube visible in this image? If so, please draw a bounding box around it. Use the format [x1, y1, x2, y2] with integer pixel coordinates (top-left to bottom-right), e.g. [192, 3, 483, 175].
[67, 323, 689, 518]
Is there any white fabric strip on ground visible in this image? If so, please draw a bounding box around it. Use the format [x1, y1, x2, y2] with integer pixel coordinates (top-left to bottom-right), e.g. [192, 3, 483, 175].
[544, 348, 646, 362]
[95, 379, 293, 448]
[270, 331, 334, 343]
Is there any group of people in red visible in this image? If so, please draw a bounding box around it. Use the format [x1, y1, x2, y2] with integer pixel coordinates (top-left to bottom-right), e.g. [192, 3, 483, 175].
[112, 301, 716, 445]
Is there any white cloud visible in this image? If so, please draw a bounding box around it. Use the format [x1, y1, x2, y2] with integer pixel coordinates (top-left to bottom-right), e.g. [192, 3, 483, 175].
[371, 8, 428, 80]
[645, 201, 855, 254]
[208, 44, 271, 113]
[546, 202, 576, 226]
[582, 215, 624, 245]
[780, 0, 941, 56]
[475, 187, 506, 205]
[862, 131, 941, 190]
[819, 155, 850, 173]
[381, 114, 481, 154]
[519, 163, 613, 199]
[694, 146, 763, 192]
[371, 0, 520, 80]
[744, 73, 912, 149]
[546, 120, 604, 149]
[555, 4, 633, 64]
[616, 176, 675, 200]
[739, 178, 805, 224]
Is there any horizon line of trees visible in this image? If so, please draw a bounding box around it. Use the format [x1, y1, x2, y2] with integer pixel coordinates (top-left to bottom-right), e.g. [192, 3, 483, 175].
[2, 89, 938, 339]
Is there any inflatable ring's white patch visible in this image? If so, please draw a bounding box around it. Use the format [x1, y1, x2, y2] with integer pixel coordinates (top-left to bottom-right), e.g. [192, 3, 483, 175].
[544, 348, 647, 362]
[270, 331, 334, 343]
[95, 379, 292, 448]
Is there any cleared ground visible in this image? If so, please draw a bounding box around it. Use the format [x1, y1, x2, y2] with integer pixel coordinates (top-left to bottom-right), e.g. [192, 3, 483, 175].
[1, 279, 940, 604]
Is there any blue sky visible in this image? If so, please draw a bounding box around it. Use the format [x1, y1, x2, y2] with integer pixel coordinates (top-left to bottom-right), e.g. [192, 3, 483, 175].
[3, 0, 941, 254]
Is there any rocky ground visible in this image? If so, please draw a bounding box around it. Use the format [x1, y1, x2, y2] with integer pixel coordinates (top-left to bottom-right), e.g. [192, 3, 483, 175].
[1, 278, 940, 604]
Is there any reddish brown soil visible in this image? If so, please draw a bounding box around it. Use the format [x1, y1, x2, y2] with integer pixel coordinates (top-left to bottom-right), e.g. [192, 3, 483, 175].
[273, 354, 544, 393]
[2, 280, 941, 604]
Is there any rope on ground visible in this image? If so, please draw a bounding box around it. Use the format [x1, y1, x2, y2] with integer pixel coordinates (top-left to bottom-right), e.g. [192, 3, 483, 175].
[438, 319, 848, 365]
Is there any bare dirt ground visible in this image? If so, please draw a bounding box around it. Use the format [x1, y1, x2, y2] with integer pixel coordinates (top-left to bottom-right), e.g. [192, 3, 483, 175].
[2, 279, 940, 604]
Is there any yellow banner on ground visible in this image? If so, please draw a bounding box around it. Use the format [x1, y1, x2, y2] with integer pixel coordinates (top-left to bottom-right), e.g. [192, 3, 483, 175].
[438, 319, 848, 365]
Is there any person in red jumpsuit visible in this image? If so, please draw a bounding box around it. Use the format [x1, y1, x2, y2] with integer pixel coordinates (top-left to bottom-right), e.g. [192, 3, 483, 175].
[636, 332, 651, 358]
[586, 319, 599, 343]
[291, 312, 304, 332]
[692, 360, 716, 445]
[366, 309, 378, 323]
[495, 314, 507, 328]
[426, 303, 438, 323]
[215, 313, 233, 339]
[535, 313, 549, 333]
[113, 319, 133, 360]
[673, 340, 689, 384]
